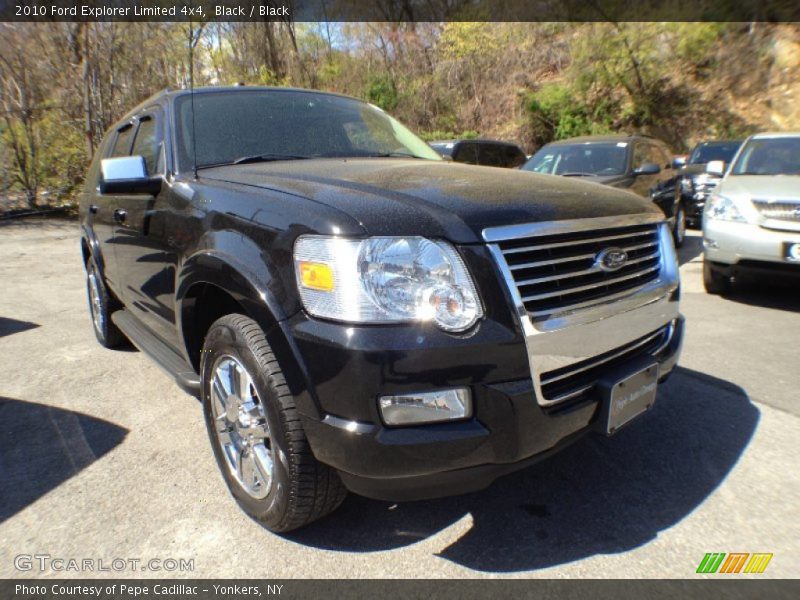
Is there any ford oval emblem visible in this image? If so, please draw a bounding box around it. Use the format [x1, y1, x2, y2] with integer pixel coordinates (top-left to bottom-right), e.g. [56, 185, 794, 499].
[595, 247, 629, 272]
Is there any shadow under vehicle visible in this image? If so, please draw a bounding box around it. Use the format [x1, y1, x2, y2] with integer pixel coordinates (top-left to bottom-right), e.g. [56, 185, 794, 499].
[285, 368, 758, 573]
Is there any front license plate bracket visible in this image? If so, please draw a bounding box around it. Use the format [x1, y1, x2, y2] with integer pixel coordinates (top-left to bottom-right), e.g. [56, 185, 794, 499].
[596, 358, 660, 436]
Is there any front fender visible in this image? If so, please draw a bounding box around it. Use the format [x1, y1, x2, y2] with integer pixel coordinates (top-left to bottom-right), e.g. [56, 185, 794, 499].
[81, 224, 106, 276]
[176, 239, 322, 420]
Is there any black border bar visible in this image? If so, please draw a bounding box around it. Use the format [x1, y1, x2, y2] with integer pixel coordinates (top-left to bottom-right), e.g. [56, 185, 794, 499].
[2, 0, 800, 22]
[3, 579, 800, 599]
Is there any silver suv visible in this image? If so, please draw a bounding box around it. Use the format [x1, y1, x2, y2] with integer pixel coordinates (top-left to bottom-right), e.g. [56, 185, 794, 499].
[702, 132, 800, 293]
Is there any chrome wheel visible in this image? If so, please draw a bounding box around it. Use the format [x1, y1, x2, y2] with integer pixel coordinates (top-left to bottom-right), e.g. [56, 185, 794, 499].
[210, 355, 273, 499]
[87, 269, 104, 333]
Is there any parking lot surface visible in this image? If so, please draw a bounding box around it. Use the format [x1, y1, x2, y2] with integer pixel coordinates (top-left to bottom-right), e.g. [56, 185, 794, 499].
[1, 219, 798, 578]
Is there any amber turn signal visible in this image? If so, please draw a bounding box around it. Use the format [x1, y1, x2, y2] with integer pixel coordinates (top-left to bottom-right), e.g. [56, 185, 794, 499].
[299, 261, 334, 291]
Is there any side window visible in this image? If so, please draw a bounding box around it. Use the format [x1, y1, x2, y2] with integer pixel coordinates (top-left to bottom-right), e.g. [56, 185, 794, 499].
[110, 123, 135, 157]
[454, 143, 478, 164]
[479, 144, 506, 167]
[131, 115, 162, 175]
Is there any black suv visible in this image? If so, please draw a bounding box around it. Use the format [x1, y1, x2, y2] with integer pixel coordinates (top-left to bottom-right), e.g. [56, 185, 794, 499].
[523, 135, 685, 247]
[80, 87, 683, 531]
[430, 139, 527, 168]
[678, 140, 742, 227]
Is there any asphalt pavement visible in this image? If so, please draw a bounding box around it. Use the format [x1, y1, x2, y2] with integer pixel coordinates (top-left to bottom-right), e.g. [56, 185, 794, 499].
[0, 219, 798, 578]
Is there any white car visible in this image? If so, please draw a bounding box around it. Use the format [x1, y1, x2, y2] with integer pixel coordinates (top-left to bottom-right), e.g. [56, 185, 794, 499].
[702, 132, 800, 294]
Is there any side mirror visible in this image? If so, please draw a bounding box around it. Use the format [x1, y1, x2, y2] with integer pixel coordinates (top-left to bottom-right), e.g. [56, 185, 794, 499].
[706, 160, 726, 176]
[100, 156, 162, 195]
[633, 162, 661, 176]
[671, 156, 687, 170]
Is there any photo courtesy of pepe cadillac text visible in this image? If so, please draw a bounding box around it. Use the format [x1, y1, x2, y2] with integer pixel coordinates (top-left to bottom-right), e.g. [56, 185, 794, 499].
[11, 583, 277, 598]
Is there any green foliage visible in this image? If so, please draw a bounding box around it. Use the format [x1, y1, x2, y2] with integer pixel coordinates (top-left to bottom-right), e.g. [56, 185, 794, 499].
[525, 83, 615, 146]
[38, 113, 86, 202]
[439, 22, 501, 60]
[365, 74, 398, 111]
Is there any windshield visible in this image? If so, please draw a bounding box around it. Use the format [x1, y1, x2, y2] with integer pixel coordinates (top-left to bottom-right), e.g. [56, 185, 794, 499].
[731, 137, 800, 176]
[689, 142, 741, 164]
[522, 142, 628, 176]
[175, 90, 441, 169]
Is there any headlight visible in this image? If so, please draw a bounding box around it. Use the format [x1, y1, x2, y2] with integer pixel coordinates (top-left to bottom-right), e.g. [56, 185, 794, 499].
[705, 194, 745, 222]
[294, 236, 483, 332]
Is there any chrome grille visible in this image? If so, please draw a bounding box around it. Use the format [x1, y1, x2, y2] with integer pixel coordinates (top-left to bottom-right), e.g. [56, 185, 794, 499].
[752, 199, 800, 222]
[496, 223, 662, 320]
[540, 324, 672, 406]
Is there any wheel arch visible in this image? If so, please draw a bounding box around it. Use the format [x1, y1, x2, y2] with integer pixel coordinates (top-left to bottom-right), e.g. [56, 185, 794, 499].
[176, 251, 322, 420]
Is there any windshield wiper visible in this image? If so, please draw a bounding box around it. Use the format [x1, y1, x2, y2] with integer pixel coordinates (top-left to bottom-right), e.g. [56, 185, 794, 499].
[232, 153, 311, 165]
[560, 172, 595, 177]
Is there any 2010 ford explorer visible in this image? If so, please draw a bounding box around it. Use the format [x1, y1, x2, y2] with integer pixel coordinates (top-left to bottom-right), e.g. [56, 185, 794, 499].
[80, 87, 684, 532]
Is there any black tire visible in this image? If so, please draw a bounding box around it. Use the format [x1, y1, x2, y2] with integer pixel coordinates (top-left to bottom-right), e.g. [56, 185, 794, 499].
[201, 313, 346, 532]
[85, 260, 126, 348]
[703, 260, 731, 295]
[672, 206, 686, 248]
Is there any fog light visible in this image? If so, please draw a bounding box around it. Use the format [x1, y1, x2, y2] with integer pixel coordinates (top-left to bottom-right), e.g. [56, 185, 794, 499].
[379, 388, 471, 426]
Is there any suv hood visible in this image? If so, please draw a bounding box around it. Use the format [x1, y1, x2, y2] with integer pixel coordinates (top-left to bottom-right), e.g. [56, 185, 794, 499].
[719, 175, 800, 200]
[200, 159, 658, 243]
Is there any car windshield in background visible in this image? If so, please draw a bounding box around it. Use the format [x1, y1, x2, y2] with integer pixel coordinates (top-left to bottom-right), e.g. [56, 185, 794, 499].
[175, 90, 441, 170]
[731, 137, 800, 176]
[689, 142, 741, 164]
[523, 143, 628, 176]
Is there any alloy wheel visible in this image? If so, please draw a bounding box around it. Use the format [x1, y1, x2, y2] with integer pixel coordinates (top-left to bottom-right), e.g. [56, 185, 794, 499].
[210, 355, 274, 499]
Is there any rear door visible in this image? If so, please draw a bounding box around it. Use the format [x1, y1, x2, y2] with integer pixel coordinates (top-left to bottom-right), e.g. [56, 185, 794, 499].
[110, 109, 179, 347]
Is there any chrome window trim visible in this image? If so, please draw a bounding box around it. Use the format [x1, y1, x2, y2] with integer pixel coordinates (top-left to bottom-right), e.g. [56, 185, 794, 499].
[484, 214, 680, 407]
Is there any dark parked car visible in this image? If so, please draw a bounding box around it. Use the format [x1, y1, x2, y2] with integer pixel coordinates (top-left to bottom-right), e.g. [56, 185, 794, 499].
[80, 87, 683, 532]
[430, 139, 527, 168]
[522, 134, 686, 247]
[678, 140, 743, 227]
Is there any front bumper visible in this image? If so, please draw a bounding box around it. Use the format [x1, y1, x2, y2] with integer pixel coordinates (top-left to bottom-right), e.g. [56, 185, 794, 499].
[703, 219, 800, 266]
[298, 315, 683, 501]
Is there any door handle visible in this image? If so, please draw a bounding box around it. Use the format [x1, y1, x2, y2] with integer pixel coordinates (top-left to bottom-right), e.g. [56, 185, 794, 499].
[113, 208, 127, 223]
[89, 204, 99, 214]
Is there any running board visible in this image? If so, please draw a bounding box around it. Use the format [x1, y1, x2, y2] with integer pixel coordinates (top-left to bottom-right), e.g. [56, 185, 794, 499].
[111, 310, 201, 395]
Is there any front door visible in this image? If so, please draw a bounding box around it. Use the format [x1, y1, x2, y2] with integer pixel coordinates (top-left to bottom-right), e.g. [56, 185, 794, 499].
[110, 110, 180, 349]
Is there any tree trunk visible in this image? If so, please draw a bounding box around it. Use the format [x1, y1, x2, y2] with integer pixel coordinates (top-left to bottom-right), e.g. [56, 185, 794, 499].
[82, 23, 94, 159]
